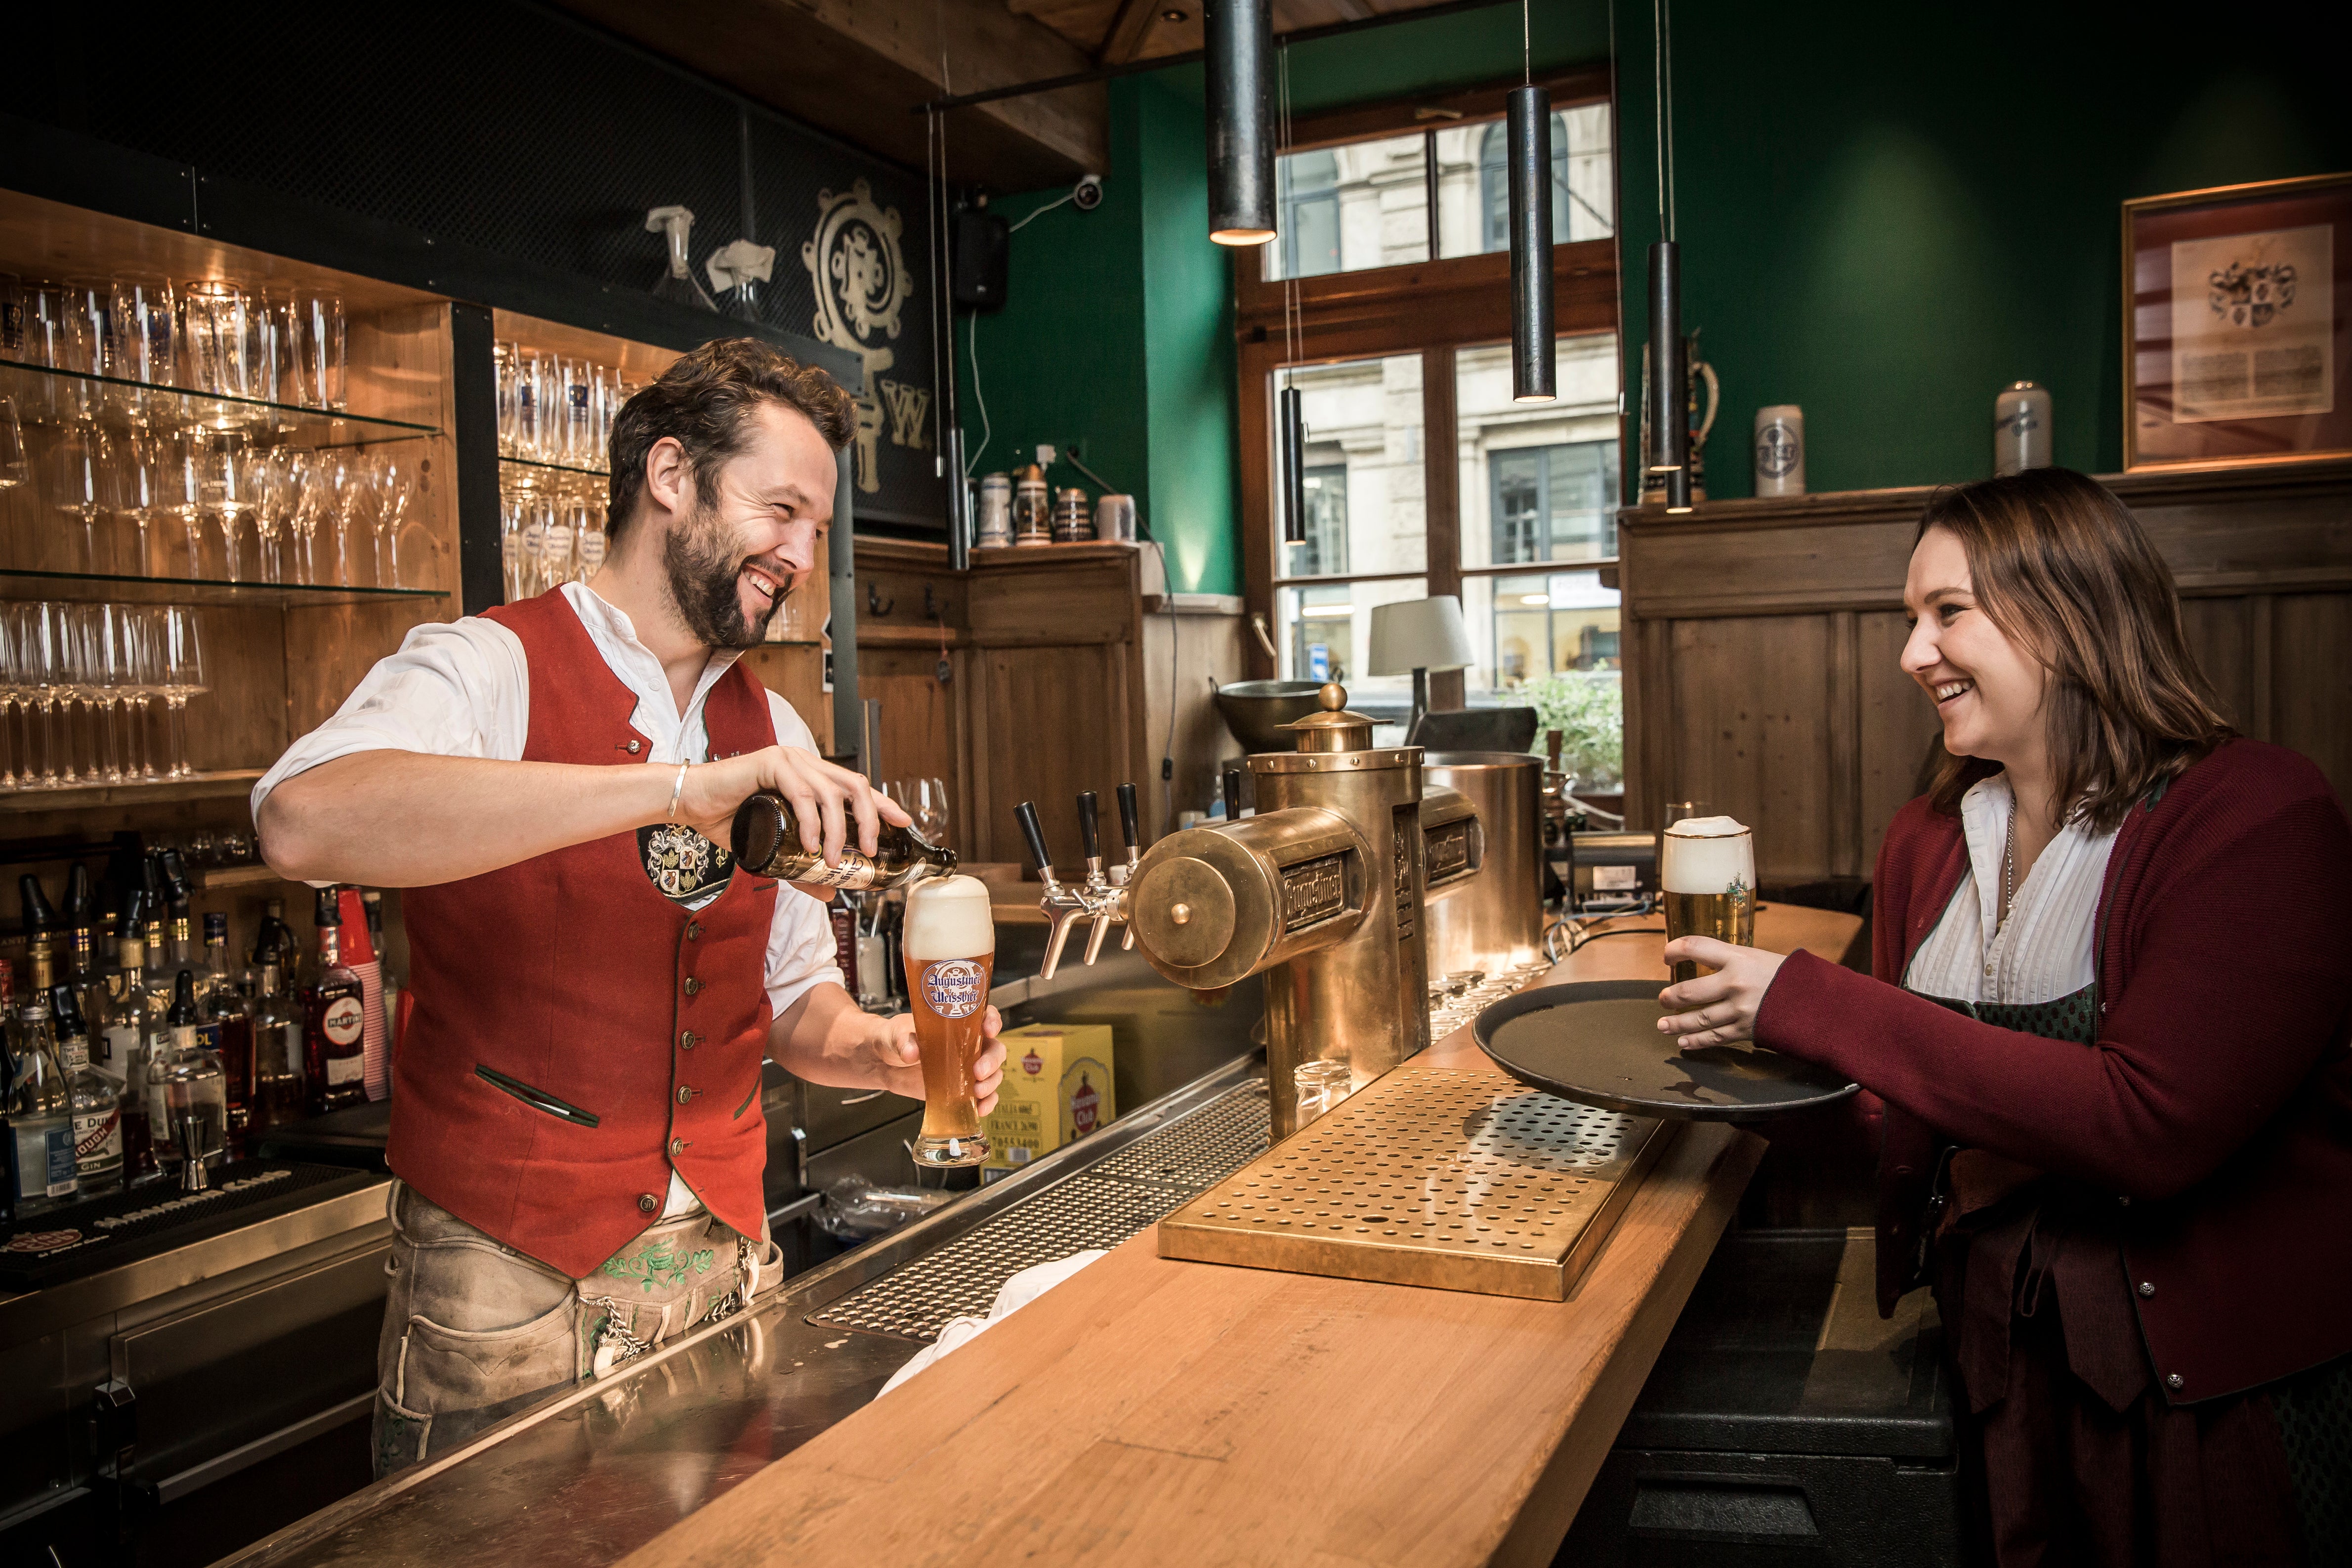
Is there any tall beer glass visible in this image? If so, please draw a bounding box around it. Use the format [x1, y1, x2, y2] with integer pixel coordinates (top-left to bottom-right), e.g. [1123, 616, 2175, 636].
[901, 874, 994, 1167]
[1661, 816, 1756, 985]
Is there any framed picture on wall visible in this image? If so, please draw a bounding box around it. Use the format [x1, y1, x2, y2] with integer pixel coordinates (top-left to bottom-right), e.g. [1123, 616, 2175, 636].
[2123, 171, 2352, 470]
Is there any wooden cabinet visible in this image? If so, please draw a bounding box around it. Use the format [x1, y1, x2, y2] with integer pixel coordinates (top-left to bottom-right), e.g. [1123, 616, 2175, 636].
[844, 540, 1242, 869]
[1619, 460, 2352, 884]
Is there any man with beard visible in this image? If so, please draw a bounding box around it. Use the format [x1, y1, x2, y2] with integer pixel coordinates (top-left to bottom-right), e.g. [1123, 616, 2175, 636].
[254, 339, 1005, 1476]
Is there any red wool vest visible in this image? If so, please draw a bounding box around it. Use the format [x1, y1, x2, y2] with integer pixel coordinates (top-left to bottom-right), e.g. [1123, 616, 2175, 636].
[388, 590, 781, 1278]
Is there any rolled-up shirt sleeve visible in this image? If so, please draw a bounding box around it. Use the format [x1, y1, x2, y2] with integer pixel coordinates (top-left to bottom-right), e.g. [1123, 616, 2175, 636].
[250, 616, 527, 821]
[760, 690, 848, 1017]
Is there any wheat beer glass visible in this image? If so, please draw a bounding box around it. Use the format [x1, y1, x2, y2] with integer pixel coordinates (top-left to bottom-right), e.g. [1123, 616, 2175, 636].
[1661, 815, 1756, 985]
[901, 874, 994, 1167]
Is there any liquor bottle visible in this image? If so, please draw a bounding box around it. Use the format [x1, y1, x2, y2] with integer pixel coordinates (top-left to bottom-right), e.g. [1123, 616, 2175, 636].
[149, 972, 226, 1176]
[250, 963, 305, 1133]
[106, 913, 163, 1185]
[63, 863, 103, 1030]
[19, 873, 60, 994]
[52, 984, 123, 1197]
[158, 850, 194, 970]
[730, 792, 958, 890]
[8, 986, 79, 1213]
[199, 914, 253, 1150]
[253, 897, 298, 984]
[361, 889, 398, 1061]
[303, 890, 368, 1115]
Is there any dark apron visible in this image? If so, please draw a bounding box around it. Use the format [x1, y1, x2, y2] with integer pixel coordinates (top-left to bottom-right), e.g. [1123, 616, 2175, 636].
[1908, 982, 2350, 1564]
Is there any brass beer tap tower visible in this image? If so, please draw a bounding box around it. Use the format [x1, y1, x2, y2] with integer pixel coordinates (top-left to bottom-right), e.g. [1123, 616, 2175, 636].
[1016, 684, 1483, 1138]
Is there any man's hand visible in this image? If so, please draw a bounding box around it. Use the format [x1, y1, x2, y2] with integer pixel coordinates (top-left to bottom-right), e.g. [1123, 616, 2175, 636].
[675, 744, 911, 869]
[1656, 937, 1789, 1051]
[863, 1006, 1007, 1115]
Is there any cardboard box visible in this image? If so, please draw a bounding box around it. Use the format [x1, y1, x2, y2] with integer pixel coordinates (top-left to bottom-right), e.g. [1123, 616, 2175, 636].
[985, 1023, 1115, 1172]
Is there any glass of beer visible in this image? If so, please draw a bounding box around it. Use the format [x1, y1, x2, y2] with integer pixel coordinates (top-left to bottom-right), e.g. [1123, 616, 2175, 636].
[1661, 815, 1756, 985]
[901, 874, 994, 1167]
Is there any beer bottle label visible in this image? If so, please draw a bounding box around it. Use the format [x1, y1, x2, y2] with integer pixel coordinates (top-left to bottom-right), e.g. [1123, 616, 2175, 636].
[798, 849, 878, 890]
[919, 959, 986, 1019]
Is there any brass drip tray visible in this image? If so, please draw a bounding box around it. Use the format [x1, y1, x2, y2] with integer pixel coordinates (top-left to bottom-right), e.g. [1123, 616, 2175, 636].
[1157, 1063, 1671, 1300]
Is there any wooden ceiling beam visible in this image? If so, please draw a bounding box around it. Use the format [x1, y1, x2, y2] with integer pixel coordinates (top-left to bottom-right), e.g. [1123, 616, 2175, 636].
[1094, 0, 1164, 65]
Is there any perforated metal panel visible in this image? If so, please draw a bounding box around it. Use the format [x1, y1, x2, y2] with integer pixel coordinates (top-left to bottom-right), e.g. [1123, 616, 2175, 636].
[1158, 1065, 1669, 1300]
[808, 1080, 1270, 1343]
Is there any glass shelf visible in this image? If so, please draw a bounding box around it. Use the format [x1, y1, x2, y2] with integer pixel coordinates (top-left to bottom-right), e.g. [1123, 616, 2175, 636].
[0, 358, 437, 448]
[501, 454, 609, 478]
[0, 768, 263, 814]
[0, 567, 448, 607]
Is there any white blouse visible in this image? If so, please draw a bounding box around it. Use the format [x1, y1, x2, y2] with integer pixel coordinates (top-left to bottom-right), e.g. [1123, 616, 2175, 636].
[1902, 774, 2119, 1005]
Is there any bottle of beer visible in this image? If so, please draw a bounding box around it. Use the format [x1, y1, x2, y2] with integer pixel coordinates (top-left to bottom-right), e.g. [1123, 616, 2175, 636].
[730, 791, 957, 890]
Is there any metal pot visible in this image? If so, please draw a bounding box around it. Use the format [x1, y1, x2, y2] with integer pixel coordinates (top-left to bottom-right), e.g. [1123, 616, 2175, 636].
[1214, 680, 1328, 754]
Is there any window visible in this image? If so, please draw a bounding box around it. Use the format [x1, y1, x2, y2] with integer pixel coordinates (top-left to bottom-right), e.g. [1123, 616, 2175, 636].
[1488, 442, 1619, 564]
[1266, 135, 1429, 281]
[1448, 104, 1614, 256]
[1286, 459, 1350, 578]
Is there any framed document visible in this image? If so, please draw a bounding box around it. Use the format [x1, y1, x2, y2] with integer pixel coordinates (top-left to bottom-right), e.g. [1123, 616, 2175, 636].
[2124, 172, 2352, 470]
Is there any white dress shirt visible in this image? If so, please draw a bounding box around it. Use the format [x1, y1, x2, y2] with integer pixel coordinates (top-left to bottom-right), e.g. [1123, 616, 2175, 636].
[253, 582, 845, 1218]
[1902, 773, 2118, 1005]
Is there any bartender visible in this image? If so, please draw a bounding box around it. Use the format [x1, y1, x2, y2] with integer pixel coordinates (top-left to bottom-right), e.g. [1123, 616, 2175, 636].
[1653, 469, 2351, 1565]
[255, 339, 1005, 1477]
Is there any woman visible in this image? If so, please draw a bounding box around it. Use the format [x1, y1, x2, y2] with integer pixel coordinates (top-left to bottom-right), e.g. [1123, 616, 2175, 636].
[1657, 468, 2352, 1567]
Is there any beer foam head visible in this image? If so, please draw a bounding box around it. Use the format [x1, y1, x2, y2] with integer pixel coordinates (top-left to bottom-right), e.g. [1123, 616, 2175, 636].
[902, 874, 995, 959]
[1661, 815, 1755, 895]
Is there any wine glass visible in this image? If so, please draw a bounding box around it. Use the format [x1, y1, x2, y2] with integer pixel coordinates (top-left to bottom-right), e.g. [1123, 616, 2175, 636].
[914, 777, 951, 844]
[23, 600, 71, 785]
[318, 452, 366, 586]
[250, 447, 294, 584]
[160, 605, 206, 779]
[48, 419, 111, 570]
[108, 277, 177, 429]
[84, 603, 132, 783]
[369, 451, 418, 587]
[196, 437, 260, 582]
[121, 606, 163, 781]
[0, 395, 30, 499]
[0, 602, 27, 788]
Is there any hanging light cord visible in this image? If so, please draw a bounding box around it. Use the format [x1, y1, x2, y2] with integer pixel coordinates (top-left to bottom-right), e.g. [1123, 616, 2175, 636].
[925, 105, 944, 465]
[1279, 40, 1301, 370]
[1663, 0, 1677, 241]
[1522, 0, 1532, 85]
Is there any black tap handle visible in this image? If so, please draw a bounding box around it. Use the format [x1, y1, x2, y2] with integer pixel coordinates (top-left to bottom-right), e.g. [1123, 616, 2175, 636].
[1076, 791, 1101, 862]
[1013, 801, 1054, 875]
[1116, 783, 1140, 850]
[1222, 767, 1244, 824]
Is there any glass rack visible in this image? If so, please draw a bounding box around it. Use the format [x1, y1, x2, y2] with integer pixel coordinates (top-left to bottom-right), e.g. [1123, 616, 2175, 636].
[0, 566, 447, 608]
[0, 358, 436, 447]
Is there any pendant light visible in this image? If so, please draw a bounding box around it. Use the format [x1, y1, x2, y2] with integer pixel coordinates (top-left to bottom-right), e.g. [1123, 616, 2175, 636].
[1642, 0, 1690, 501]
[1507, 1, 1554, 402]
[1207, 0, 1276, 246]
[1281, 386, 1307, 544]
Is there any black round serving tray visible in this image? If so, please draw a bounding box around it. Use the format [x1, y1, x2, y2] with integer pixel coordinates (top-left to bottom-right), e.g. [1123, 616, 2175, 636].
[1471, 980, 1860, 1124]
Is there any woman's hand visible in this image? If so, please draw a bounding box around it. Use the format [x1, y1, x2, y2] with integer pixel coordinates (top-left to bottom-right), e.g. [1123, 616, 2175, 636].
[1656, 938, 1789, 1051]
[674, 744, 911, 865]
[867, 1005, 1008, 1116]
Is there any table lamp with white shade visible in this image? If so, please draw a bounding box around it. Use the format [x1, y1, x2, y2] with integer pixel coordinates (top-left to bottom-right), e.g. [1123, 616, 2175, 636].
[1368, 595, 1476, 740]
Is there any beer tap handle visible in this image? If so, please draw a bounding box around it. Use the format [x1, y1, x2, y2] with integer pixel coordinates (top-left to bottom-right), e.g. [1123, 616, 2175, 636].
[1014, 801, 1056, 883]
[1115, 783, 1140, 855]
[1076, 790, 1101, 867]
[1221, 767, 1243, 825]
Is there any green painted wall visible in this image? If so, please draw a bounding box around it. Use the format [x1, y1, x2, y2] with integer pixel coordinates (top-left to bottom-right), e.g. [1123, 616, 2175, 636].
[957, 0, 2351, 564]
[1613, 0, 2352, 497]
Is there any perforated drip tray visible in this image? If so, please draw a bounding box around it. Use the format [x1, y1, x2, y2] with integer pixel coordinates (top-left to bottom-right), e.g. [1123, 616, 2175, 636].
[807, 1078, 1271, 1343]
[1158, 1064, 1670, 1300]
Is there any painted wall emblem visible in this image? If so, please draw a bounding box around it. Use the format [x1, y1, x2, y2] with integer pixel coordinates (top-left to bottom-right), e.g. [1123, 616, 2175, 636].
[801, 179, 928, 494]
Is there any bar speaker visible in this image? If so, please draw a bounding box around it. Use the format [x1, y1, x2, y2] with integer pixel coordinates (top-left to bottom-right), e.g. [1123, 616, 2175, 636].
[952, 208, 1009, 312]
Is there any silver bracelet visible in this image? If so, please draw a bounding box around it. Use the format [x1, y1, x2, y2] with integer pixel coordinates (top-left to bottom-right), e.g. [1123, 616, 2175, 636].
[667, 761, 691, 821]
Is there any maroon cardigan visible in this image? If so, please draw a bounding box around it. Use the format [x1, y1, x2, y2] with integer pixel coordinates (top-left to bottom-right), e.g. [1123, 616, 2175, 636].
[1755, 739, 2352, 1403]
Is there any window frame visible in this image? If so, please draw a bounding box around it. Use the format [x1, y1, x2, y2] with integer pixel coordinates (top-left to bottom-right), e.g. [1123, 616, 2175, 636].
[1237, 64, 1622, 712]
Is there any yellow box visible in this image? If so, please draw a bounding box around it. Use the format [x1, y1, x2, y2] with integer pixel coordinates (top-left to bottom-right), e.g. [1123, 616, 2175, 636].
[985, 1023, 1116, 1172]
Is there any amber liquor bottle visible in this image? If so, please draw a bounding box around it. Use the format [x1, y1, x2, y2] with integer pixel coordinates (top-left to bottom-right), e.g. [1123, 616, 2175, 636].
[302, 889, 368, 1115]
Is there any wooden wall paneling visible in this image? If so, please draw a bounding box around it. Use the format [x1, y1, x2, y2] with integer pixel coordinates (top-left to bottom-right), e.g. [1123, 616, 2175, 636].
[1663, 615, 1837, 883]
[1855, 610, 1947, 871]
[2249, 594, 2276, 746]
[2270, 594, 2352, 802]
[963, 552, 1134, 646]
[1622, 615, 1673, 829]
[279, 601, 437, 744]
[738, 644, 832, 754]
[1140, 606, 1246, 839]
[852, 644, 966, 848]
[2174, 596, 2255, 736]
[978, 642, 1135, 871]
[184, 604, 290, 779]
[1824, 611, 1861, 879]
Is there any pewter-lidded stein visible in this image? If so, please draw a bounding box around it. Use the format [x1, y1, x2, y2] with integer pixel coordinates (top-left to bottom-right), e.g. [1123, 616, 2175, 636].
[1052, 487, 1092, 543]
[1012, 466, 1050, 547]
[977, 473, 1013, 547]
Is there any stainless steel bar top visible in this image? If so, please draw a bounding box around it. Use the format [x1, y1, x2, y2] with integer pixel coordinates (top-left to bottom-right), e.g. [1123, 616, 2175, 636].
[218, 1051, 1268, 1568]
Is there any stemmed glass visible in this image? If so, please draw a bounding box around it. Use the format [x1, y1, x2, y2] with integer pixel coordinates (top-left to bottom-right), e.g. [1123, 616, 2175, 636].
[0, 604, 23, 787]
[156, 433, 208, 578]
[22, 600, 71, 785]
[80, 604, 131, 783]
[251, 447, 296, 583]
[371, 451, 417, 587]
[159, 606, 206, 779]
[912, 777, 951, 844]
[48, 420, 111, 570]
[196, 438, 260, 582]
[317, 452, 364, 586]
[109, 430, 170, 577]
[0, 395, 29, 500]
[121, 608, 162, 781]
[285, 450, 325, 585]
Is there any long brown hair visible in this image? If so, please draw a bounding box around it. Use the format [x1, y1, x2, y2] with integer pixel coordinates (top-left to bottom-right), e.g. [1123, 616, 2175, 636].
[1918, 468, 2233, 832]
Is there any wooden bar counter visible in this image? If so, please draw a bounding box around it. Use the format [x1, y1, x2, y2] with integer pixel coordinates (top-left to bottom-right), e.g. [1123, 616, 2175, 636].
[619, 906, 1860, 1568]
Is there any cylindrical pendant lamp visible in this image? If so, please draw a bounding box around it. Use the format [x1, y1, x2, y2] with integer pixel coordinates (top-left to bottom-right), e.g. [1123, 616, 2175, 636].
[1280, 387, 1307, 544]
[1644, 241, 1686, 476]
[1507, 85, 1555, 402]
[1206, 0, 1276, 246]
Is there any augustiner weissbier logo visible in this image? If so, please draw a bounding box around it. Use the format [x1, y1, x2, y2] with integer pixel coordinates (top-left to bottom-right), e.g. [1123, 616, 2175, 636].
[920, 959, 985, 1019]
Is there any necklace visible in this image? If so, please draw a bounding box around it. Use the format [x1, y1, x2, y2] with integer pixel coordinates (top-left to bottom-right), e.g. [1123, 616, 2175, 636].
[2000, 824, 2016, 932]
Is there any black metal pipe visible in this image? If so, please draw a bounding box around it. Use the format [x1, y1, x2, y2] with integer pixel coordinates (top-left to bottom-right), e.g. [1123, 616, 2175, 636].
[1507, 85, 1555, 403]
[1207, 0, 1276, 246]
[1645, 240, 1685, 476]
[945, 423, 970, 570]
[1280, 385, 1307, 545]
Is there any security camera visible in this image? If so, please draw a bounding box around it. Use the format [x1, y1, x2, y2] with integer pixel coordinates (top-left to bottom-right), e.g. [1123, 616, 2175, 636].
[1072, 172, 1104, 212]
